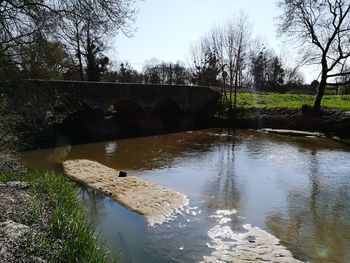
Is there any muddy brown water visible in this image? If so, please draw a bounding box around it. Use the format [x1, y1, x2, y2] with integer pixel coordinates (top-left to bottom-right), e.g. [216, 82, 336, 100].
[23, 129, 350, 263]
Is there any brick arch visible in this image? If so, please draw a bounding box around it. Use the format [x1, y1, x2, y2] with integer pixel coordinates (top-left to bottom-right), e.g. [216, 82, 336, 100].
[112, 99, 145, 135]
[152, 99, 182, 130]
[113, 99, 144, 120]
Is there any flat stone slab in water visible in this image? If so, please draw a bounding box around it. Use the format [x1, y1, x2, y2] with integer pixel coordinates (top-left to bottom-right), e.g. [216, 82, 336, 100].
[261, 128, 325, 138]
[63, 159, 188, 226]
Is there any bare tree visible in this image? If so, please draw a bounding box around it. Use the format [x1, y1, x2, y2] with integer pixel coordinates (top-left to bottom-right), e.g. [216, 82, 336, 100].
[189, 12, 252, 116]
[223, 13, 252, 112]
[277, 0, 350, 110]
[0, 0, 60, 52]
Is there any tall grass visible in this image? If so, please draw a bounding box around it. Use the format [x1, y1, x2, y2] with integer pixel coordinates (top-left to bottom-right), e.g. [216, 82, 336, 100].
[0, 171, 118, 262]
[31, 172, 118, 263]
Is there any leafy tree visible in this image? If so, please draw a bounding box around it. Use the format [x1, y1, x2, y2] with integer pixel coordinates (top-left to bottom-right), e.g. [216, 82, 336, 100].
[251, 50, 267, 89]
[83, 27, 109, 81]
[117, 62, 142, 83]
[278, 0, 350, 110]
[172, 63, 190, 84]
[251, 49, 285, 91]
[192, 52, 221, 86]
[267, 56, 285, 88]
[19, 33, 69, 79]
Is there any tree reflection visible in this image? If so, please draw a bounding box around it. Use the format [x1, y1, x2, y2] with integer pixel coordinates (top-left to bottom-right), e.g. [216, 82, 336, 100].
[79, 187, 107, 222]
[266, 149, 350, 263]
[202, 131, 240, 212]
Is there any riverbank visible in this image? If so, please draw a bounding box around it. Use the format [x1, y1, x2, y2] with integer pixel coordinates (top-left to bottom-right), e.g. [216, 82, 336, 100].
[217, 107, 350, 138]
[0, 173, 117, 263]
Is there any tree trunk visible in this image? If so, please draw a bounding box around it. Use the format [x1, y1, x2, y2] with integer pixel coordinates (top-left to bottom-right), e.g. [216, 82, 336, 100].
[313, 75, 326, 111]
[77, 48, 84, 81]
[75, 21, 84, 81]
[233, 71, 238, 112]
[228, 68, 234, 112]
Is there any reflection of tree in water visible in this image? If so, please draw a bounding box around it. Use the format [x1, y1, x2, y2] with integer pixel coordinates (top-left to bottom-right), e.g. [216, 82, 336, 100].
[79, 187, 107, 222]
[203, 131, 240, 212]
[266, 149, 350, 263]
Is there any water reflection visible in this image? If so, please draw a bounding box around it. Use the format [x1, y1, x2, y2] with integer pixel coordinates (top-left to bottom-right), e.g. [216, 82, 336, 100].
[23, 131, 217, 172]
[203, 133, 240, 213]
[266, 148, 350, 263]
[23, 129, 350, 263]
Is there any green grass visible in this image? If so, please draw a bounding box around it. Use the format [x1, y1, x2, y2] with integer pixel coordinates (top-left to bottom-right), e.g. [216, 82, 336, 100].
[225, 92, 350, 109]
[32, 172, 119, 263]
[1, 172, 118, 263]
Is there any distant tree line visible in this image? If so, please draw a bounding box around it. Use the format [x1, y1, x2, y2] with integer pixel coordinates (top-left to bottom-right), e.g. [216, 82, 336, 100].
[103, 60, 192, 85]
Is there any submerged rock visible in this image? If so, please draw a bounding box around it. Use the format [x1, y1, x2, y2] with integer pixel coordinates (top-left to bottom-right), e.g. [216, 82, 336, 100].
[63, 159, 188, 226]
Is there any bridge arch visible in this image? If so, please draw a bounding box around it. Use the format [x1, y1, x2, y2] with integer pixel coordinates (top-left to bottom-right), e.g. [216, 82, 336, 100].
[152, 99, 182, 130]
[112, 99, 145, 134]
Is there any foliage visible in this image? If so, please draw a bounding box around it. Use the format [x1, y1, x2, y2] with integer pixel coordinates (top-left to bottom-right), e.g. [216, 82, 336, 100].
[250, 49, 285, 90]
[19, 33, 69, 79]
[85, 39, 110, 81]
[192, 52, 221, 86]
[116, 62, 144, 83]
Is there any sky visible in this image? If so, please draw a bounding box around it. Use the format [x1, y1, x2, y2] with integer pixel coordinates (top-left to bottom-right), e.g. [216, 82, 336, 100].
[110, 0, 319, 83]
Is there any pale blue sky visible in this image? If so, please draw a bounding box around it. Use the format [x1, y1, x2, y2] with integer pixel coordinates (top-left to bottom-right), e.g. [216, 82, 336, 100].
[110, 0, 318, 83]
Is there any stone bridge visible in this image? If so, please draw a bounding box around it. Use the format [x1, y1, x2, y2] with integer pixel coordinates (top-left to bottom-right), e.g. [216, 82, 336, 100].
[30, 80, 220, 133]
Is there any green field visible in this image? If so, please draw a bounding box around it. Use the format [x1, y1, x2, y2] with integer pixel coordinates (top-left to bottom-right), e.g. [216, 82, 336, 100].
[225, 92, 350, 109]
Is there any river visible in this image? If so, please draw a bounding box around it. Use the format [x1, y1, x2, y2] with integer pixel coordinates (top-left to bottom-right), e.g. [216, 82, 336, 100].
[23, 129, 350, 263]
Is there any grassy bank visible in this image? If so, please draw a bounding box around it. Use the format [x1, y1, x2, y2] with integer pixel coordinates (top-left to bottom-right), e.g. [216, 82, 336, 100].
[225, 92, 350, 109]
[1, 172, 118, 263]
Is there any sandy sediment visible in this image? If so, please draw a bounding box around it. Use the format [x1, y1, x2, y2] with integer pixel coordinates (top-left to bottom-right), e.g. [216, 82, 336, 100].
[62, 159, 188, 226]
